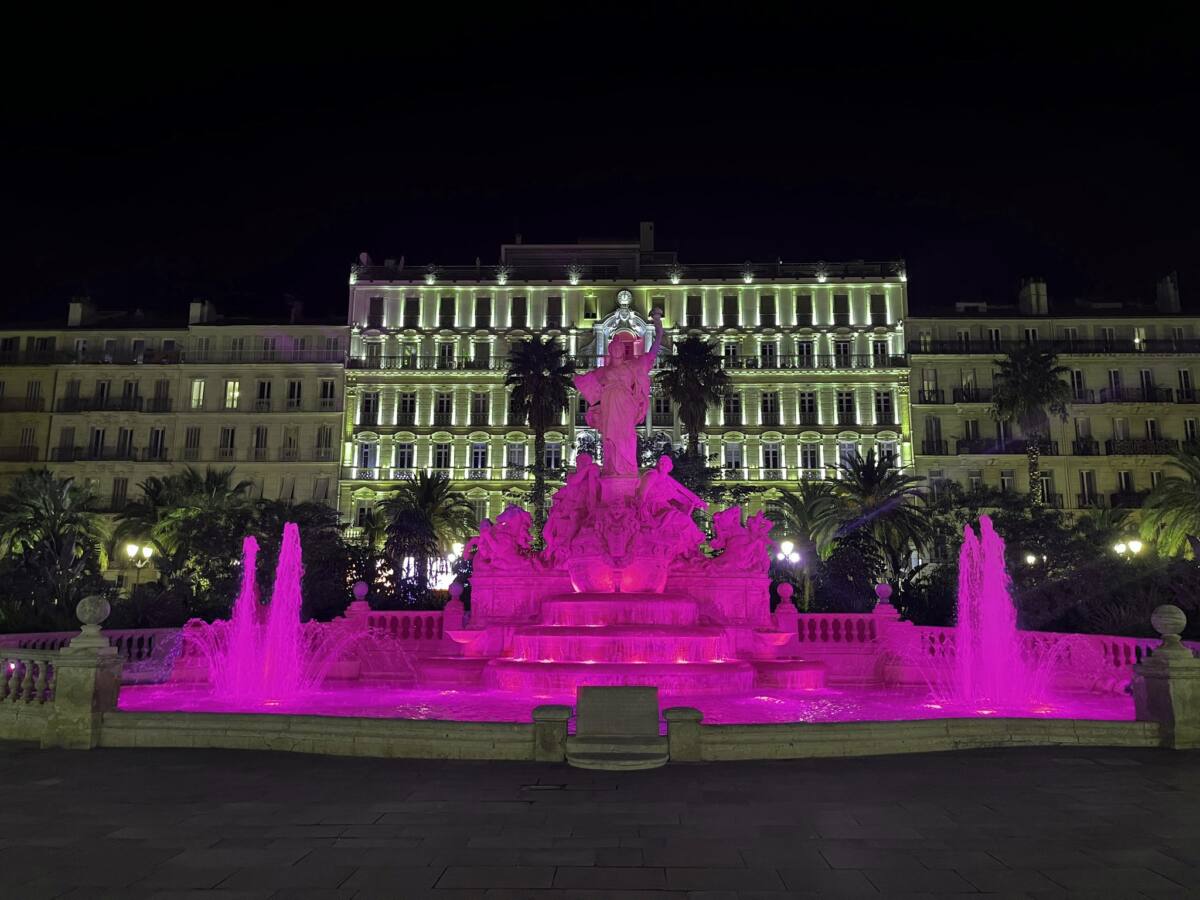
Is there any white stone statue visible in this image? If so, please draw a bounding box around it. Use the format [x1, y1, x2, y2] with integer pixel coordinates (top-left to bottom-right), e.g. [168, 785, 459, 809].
[573, 310, 664, 476]
[464, 505, 540, 572]
[706, 508, 774, 575]
[636, 455, 708, 555]
[542, 453, 602, 563]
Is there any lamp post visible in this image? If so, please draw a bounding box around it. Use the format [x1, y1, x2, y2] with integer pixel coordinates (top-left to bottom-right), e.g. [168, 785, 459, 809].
[124, 542, 154, 590]
[1114, 538, 1144, 559]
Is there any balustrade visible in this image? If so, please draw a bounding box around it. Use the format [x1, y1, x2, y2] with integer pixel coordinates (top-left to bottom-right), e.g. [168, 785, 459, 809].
[0, 650, 57, 703]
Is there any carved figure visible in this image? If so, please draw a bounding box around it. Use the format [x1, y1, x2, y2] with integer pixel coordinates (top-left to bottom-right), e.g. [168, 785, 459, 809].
[542, 453, 602, 563]
[706, 508, 774, 575]
[464, 505, 540, 571]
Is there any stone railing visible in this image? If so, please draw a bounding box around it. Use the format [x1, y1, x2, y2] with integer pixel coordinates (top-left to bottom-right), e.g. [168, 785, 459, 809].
[795, 614, 879, 645]
[1, 648, 59, 703]
[0, 628, 178, 665]
[365, 611, 445, 642]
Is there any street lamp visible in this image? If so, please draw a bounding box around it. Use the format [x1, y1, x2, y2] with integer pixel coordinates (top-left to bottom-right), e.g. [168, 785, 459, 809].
[1114, 539, 1144, 558]
[125, 542, 154, 589]
[1024, 552, 1048, 566]
[775, 539, 801, 565]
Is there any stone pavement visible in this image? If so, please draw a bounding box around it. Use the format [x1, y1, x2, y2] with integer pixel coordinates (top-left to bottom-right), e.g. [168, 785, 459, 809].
[2, 742, 1200, 899]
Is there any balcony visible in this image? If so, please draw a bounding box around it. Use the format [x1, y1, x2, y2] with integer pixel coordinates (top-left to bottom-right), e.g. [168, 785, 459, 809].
[0, 446, 39, 462]
[467, 468, 489, 480]
[182, 349, 343, 364]
[722, 415, 743, 427]
[1044, 493, 1065, 509]
[1071, 439, 1101, 456]
[723, 353, 907, 371]
[139, 447, 169, 462]
[347, 355, 509, 371]
[873, 417, 898, 427]
[359, 414, 379, 427]
[146, 398, 173, 413]
[836, 414, 857, 427]
[50, 446, 138, 462]
[652, 413, 674, 427]
[469, 415, 491, 427]
[216, 447, 236, 460]
[249, 448, 269, 461]
[1077, 493, 1106, 508]
[916, 390, 944, 404]
[952, 387, 993, 403]
[395, 414, 417, 427]
[1111, 490, 1151, 509]
[1099, 387, 1174, 403]
[55, 397, 144, 413]
[797, 413, 819, 426]
[280, 447, 300, 461]
[314, 447, 336, 461]
[181, 448, 200, 461]
[910, 337, 1200, 356]
[253, 399, 272, 412]
[319, 397, 338, 411]
[760, 468, 784, 480]
[760, 413, 780, 427]
[1105, 438, 1179, 455]
[956, 439, 1059, 456]
[0, 397, 46, 412]
[432, 413, 454, 426]
[504, 467, 527, 480]
[920, 440, 948, 455]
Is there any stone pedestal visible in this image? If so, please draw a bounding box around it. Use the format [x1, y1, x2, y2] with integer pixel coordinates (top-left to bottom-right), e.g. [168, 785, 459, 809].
[531, 704, 571, 761]
[1132, 605, 1200, 749]
[443, 583, 466, 631]
[42, 596, 124, 750]
[664, 706, 704, 762]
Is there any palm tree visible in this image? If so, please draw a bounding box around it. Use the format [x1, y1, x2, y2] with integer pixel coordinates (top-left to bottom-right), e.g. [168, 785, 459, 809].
[378, 472, 477, 594]
[505, 336, 575, 533]
[656, 336, 729, 457]
[0, 469, 108, 606]
[834, 450, 933, 581]
[1141, 446, 1200, 557]
[990, 344, 1071, 505]
[115, 466, 255, 590]
[768, 480, 846, 609]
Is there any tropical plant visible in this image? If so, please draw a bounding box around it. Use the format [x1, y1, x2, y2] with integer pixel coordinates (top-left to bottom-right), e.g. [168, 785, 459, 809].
[505, 336, 575, 534]
[0, 469, 108, 608]
[656, 336, 729, 457]
[378, 472, 477, 597]
[833, 450, 934, 582]
[1141, 446, 1200, 557]
[989, 345, 1071, 504]
[768, 480, 846, 609]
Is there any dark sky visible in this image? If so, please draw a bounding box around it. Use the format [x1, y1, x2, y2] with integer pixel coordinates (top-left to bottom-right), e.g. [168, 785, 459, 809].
[4, 8, 1197, 322]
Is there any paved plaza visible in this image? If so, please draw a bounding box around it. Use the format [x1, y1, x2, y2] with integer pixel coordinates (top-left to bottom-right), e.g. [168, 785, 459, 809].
[2, 742, 1200, 899]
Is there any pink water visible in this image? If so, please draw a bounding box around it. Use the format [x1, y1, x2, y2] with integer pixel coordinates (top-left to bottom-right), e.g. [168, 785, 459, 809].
[118, 681, 1133, 724]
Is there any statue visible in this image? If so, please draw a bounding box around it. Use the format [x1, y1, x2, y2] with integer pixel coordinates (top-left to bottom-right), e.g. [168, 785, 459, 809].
[636, 455, 708, 556]
[573, 309, 664, 475]
[542, 453, 602, 564]
[706, 508, 774, 575]
[464, 505, 540, 572]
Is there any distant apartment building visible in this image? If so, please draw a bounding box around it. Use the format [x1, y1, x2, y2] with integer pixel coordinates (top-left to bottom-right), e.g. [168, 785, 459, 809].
[908, 275, 1199, 510]
[0, 300, 347, 518]
[342, 222, 910, 528]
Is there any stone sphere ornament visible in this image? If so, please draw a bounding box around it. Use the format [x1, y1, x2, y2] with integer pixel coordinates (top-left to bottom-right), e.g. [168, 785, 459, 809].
[76, 594, 111, 628]
[352, 581, 369, 602]
[1152, 604, 1187, 638]
[777, 582, 795, 603]
[874, 583, 893, 602]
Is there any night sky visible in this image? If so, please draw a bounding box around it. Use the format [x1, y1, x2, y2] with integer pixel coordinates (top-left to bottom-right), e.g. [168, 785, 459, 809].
[4, 9, 1197, 322]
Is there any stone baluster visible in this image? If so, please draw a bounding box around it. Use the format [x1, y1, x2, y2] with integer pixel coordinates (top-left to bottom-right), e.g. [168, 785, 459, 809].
[32, 658, 50, 703]
[42, 595, 125, 750]
[18, 658, 35, 702]
[1132, 604, 1200, 749]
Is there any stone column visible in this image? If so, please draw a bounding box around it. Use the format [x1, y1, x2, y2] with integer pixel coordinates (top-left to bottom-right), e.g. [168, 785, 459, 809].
[663, 707, 703, 762]
[1132, 604, 1200, 749]
[531, 704, 571, 762]
[42, 595, 124, 750]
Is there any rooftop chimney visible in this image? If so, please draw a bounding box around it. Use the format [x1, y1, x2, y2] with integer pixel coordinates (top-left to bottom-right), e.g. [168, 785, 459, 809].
[188, 300, 218, 324]
[67, 296, 95, 327]
[288, 299, 304, 323]
[1017, 277, 1049, 315]
[639, 221, 655, 252]
[1157, 272, 1181, 313]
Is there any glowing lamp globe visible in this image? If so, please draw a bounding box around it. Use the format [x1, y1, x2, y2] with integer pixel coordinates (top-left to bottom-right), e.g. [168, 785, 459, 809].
[125, 543, 140, 559]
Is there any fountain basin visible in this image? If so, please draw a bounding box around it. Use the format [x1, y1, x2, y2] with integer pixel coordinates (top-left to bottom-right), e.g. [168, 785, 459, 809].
[487, 658, 757, 694]
[753, 659, 827, 690]
[567, 555, 669, 593]
[541, 594, 699, 626]
[510, 624, 731, 664]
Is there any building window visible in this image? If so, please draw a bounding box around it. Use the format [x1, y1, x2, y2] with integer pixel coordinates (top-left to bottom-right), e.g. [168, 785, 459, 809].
[1146, 418, 1160, 440]
[384, 442, 409, 469]
[583, 295, 599, 319]
[544, 442, 563, 470]
[404, 296, 420, 327]
[836, 391, 856, 425]
[510, 296, 527, 329]
[759, 341, 778, 369]
[796, 293, 813, 326]
[723, 443, 743, 472]
[508, 393, 525, 425]
[834, 340, 852, 368]
[838, 441, 858, 468]
[255, 380, 272, 412]
[218, 426, 236, 460]
[874, 391, 894, 425]
[833, 294, 850, 326]
[505, 443, 526, 475]
[797, 391, 817, 425]
[1185, 418, 1198, 444]
[223, 380, 240, 409]
[652, 392, 672, 427]
[723, 342, 739, 367]
[1071, 369, 1087, 400]
[111, 478, 128, 510]
[1151, 470, 1163, 488]
[987, 328, 1002, 349]
[183, 426, 201, 460]
[686, 295, 703, 327]
[367, 296, 384, 328]
[869, 293, 887, 325]
[1117, 470, 1134, 494]
[1000, 469, 1015, 492]
[877, 440, 897, 466]
[190, 379, 205, 410]
[474, 296, 492, 328]
[315, 425, 333, 460]
[723, 392, 742, 426]
[470, 442, 488, 472]
[397, 392, 416, 426]
[762, 442, 781, 471]
[471, 392, 490, 425]
[759, 295, 776, 327]
[1024, 327, 1039, 344]
[433, 443, 452, 470]
[439, 296, 455, 327]
[319, 378, 337, 410]
[1079, 470, 1098, 505]
[760, 391, 779, 426]
[722, 295, 739, 327]
[434, 392, 453, 426]
[968, 469, 983, 492]
[546, 296, 563, 329]
[358, 391, 379, 426]
[800, 443, 819, 471]
[795, 341, 814, 368]
[252, 425, 269, 460]
[438, 343, 456, 369]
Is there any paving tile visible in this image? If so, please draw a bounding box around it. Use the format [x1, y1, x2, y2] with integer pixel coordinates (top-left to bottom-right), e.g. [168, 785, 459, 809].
[216, 863, 357, 890]
[437, 865, 556, 889]
[1039, 866, 1187, 891]
[862, 867, 978, 892]
[554, 866, 669, 889]
[665, 867, 785, 890]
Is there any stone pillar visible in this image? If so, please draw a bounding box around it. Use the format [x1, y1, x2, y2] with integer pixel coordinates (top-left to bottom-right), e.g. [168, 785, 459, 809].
[1132, 605, 1200, 749]
[663, 707, 703, 762]
[345, 580, 372, 630]
[531, 704, 572, 762]
[773, 582, 799, 634]
[42, 595, 124, 750]
[444, 583, 466, 631]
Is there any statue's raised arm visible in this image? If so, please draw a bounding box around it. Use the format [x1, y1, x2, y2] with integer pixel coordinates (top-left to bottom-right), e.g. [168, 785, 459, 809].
[639, 308, 665, 374]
